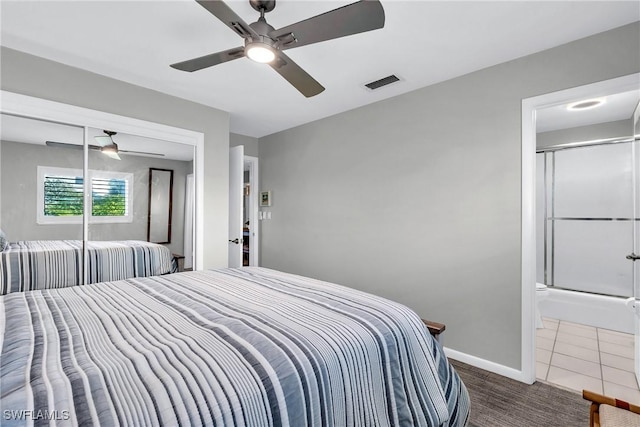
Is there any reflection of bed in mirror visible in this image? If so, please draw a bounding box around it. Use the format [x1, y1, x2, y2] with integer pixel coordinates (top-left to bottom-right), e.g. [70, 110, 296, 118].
[0, 239, 177, 295]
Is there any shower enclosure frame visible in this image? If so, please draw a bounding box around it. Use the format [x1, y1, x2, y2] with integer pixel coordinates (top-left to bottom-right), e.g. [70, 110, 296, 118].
[537, 140, 637, 299]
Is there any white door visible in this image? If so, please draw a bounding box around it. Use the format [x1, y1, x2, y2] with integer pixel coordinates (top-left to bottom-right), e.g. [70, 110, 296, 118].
[229, 145, 244, 267]
[184, 173, 194, 269]
[632, 101, 640, 387]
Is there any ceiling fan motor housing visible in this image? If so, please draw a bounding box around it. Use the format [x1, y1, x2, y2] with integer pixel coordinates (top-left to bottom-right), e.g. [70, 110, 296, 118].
[246, 16, 277, 60]
[250, 0, 275, 13]
[249, 17, 275, 39]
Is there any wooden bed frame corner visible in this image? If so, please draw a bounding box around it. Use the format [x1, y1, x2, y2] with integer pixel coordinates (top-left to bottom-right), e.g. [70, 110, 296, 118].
[422, 319, 446, 341]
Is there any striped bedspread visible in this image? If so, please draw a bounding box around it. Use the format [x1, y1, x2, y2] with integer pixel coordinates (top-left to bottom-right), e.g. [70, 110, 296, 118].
[0, 267, 469, 426]
[0, 240, 176, 295]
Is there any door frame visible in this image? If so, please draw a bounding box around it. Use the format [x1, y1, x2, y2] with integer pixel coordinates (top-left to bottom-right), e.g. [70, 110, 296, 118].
[521, 73, 640, 384]
[0, 90, 205, 269]
[633, 100, 640, 386]
[244, 155, 260, 266]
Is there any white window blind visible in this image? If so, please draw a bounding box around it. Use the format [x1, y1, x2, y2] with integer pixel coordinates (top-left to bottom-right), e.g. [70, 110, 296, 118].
[91, 177, 128, 217]
[43, 174, 84, 217]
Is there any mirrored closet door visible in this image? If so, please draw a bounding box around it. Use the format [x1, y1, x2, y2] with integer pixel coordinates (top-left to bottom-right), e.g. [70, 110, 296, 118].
[0, 113, 86, 292]
[1, 113, 85, 241]
[85, 127, 195, 279]
[0, 111, 196, 294]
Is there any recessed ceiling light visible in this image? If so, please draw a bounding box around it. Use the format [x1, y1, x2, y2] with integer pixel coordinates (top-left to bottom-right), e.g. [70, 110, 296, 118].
[567, 98, 606, 111]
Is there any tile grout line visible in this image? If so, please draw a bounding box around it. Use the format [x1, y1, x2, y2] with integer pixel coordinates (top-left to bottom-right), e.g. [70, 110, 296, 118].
[550, 321, 602, 381]
[597, 327, 604, 394]
[546, 319, 559, 381]
[540, 319, 640, 396]
[599, 328, 640, 393]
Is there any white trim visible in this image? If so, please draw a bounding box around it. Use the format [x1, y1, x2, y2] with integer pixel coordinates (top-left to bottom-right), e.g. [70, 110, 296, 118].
[521, 97, 537, 385]
[520, 73, 640, 384]
[83, 126, 89, 286]
[443, 347, 525, 383]
[194, 142, 204, 270]
[1, 90, 205, 269]
[633, 99, 640, 386]
[184, 173, 195, 270]
[245, 155, 260, 266]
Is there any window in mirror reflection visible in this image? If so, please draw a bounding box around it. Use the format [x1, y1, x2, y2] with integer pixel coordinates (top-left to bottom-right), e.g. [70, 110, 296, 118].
[38, 166, 133, 224]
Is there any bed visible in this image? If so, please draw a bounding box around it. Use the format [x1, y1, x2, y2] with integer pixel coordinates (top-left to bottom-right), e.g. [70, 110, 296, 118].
[0, 240, 177, 295]
[0, 267, 469, 426]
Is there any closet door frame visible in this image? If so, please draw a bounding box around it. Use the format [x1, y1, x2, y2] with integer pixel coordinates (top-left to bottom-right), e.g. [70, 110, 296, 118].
[0, 90, 205, 270]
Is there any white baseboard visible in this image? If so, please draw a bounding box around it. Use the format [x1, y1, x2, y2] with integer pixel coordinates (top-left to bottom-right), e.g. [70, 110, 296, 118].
[444, 347, 532, 384]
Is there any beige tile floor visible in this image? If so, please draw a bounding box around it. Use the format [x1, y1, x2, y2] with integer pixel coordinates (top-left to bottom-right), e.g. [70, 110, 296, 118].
[536, 317, 640, 404]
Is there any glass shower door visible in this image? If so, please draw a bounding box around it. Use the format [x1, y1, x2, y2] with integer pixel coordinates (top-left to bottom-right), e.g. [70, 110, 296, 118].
[550, 142, 634, 298]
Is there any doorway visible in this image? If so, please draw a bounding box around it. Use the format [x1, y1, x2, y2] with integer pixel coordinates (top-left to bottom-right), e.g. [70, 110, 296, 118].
[229, 145, 259, 268]
[243, 156, 259, 266]
[521, 73, 640, 391]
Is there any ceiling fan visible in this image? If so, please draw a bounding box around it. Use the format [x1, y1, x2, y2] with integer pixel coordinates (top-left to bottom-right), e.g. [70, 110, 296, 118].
[170, 0, 385, 97]
[46, 130, 165, 160]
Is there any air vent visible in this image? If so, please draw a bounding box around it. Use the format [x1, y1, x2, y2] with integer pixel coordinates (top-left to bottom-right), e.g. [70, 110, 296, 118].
[365, 75, 400, 90]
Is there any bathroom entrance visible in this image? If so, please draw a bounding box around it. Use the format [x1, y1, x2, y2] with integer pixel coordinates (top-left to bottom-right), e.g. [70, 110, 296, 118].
[534, 139, 639, 399]
[525, 74, 640, 399]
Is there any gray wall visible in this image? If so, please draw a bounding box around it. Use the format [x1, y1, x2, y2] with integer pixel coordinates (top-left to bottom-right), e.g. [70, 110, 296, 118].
[537, 119, 633, 149]
[0, 47, 230, 268]
[1, 140, 191, 255]
[258, 22, 640, 369]
[230, 133, 259, 157]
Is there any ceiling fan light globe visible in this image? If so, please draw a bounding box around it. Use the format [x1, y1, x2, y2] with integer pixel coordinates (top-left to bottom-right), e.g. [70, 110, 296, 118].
[101, 142, 121, 160]
[246, 44, 275, 63]
[102, 150, 121, 160]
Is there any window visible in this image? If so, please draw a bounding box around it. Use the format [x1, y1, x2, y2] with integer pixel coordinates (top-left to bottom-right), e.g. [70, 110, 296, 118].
[37, 166, 133, 224]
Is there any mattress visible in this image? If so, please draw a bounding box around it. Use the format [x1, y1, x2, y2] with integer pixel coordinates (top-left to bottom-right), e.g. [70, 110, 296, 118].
[0, 267, 469, 426]
[0, 240, 176, 295]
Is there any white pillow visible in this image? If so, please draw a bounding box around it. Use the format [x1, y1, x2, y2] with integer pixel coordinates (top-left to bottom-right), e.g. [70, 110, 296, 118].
[0, 229, 8, 251]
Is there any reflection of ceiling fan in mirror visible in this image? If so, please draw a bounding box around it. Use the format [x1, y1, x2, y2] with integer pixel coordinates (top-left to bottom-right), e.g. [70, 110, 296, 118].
[46, 130, 165, 160]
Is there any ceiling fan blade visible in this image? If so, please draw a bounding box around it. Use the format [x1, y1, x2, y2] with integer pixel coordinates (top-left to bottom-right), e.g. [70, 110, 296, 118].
[269, 0, 385, 50]
[171, 46, 245, 72]
[195, 0, 259, 39]
[270, 52, 325, 98]
[119, 150, 166, 157]
[46, 141, 101, 150]
[94, 135, 113, 147]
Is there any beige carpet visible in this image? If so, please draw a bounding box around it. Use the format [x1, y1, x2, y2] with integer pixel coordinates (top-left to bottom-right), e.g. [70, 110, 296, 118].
[450, 359, 590, 427]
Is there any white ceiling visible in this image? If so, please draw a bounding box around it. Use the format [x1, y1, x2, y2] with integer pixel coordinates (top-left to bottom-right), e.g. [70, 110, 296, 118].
[1, 1, 639, 138]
